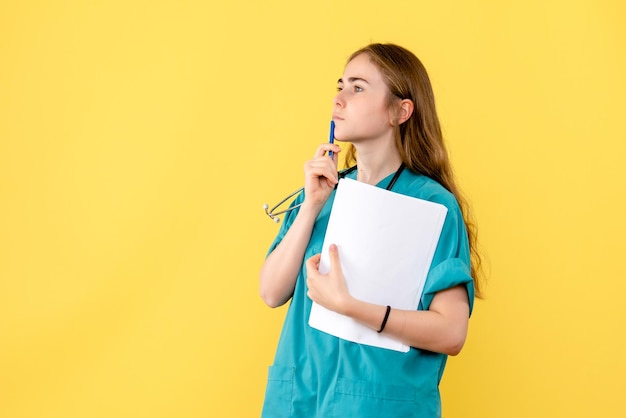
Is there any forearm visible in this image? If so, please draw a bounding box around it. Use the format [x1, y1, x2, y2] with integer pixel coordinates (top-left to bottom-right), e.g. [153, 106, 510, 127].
[342, 286, 470, 355]
[259, 203, 322, 308]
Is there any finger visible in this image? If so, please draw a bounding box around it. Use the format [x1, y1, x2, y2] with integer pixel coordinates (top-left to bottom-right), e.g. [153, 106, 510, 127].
[305, 159, 339, 184]
[305, 253, 321, 273]
[307, 288, 317, 302]
[314, 143, 342, 158]
[306, 158, 338, 171]
[328, 244, 342, 272]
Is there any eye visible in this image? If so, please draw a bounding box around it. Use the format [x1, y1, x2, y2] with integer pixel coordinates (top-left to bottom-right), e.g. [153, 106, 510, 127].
[354, 85, 363, 92]
[336, 86, 343, 92]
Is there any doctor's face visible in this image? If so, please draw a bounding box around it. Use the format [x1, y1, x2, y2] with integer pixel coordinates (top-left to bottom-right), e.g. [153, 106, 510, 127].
[332, 53, 394, 144]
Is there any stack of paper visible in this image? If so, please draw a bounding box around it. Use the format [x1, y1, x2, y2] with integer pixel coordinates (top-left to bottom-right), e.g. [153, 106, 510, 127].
[308, 178, 447, 352]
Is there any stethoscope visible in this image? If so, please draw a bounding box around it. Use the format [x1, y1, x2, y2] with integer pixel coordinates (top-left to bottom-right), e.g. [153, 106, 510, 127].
[263, 163, 406, 223]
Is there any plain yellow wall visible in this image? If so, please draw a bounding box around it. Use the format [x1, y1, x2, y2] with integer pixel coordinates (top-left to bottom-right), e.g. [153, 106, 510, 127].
[1, 0, 625, 417]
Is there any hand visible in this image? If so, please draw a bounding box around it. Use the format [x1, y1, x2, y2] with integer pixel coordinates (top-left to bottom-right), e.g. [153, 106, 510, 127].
[302, 144, 341, 211]
[306, 244, 353, 315]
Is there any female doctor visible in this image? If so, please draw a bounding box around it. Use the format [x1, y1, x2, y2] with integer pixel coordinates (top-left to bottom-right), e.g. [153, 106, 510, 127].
[260, 43, 482, 418]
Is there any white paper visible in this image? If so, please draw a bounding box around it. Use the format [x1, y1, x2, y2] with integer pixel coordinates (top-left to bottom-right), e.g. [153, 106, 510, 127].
[308, 178, 448, 352]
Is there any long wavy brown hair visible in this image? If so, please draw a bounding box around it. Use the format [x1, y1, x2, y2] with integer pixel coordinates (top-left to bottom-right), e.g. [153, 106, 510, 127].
[343, 43, 484, 297]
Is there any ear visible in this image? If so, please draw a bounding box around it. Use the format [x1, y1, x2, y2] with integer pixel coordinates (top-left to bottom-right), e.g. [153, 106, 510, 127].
[396, 99, 414, 125]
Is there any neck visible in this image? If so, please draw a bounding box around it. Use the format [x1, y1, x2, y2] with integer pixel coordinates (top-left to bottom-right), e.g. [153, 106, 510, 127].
[354, 138, 403, 185]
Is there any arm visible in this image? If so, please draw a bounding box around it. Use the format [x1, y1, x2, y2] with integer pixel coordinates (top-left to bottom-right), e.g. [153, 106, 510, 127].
[259, 143, 341, 308]
[306, 245, 470, 355]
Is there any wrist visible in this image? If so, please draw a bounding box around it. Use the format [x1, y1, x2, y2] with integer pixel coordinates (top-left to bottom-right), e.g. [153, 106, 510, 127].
[300, 199, 325, 217]
[341, 295, 359, 317]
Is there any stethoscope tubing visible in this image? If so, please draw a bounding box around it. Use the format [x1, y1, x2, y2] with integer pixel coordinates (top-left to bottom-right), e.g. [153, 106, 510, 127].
[264, 164, 404, 223]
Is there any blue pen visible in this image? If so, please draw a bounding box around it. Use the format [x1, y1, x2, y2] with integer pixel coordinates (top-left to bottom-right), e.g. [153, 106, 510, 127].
[328, 120, 335, 158]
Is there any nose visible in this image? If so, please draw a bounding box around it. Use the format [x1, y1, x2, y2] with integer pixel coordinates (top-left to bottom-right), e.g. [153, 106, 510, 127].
[333, 90, 345, 108]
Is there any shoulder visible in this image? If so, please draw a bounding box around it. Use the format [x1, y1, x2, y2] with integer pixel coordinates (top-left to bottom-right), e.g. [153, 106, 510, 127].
[400, 171, 474, 313]
[397, 170, 461, 214]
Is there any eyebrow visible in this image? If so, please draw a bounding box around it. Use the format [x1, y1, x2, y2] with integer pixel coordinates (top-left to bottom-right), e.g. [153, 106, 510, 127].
[337, 77, 370, 84]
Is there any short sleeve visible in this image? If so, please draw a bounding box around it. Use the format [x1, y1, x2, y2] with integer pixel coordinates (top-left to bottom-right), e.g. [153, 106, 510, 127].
[265, 191, 305, 257]
[419, 194, 475, 315]
[421, 258, 475, 315]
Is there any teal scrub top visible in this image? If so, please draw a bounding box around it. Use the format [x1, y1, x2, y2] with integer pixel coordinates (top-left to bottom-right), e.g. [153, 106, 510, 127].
[262, 168, 475, 418]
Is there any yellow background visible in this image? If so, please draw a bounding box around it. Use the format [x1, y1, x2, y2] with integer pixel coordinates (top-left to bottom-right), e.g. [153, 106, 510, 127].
[1, 0, 625, 417]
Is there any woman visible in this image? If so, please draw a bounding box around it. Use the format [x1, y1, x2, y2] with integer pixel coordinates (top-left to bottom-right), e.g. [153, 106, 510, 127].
[260, 43, 482, 418]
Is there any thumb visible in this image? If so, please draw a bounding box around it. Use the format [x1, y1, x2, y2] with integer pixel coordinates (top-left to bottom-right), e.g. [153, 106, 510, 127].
[328, 244, 342, 270]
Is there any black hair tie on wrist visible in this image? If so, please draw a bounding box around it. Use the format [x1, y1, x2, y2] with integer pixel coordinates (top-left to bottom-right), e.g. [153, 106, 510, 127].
[377, 306, 391, 333]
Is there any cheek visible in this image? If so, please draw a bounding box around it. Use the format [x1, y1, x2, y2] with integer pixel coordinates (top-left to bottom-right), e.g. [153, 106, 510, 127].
[363, 98, 390, 117]
[363, 104, 391, 126]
